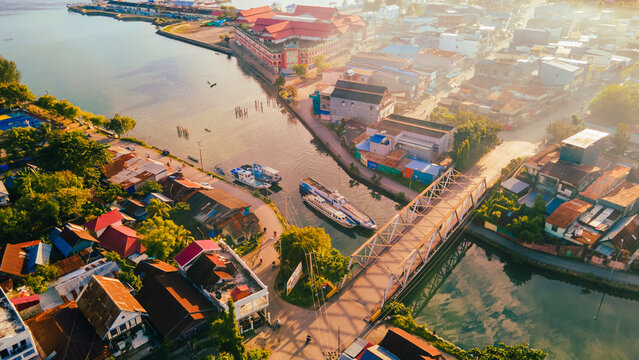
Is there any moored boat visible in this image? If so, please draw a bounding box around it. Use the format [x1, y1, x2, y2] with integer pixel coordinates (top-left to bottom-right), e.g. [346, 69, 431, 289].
[240, 163, 282, 184]
[300, 177, 376, 230]
[188, 155, 199, 163]
[231, 167, 271, 189]
[303, 194, 356, 228]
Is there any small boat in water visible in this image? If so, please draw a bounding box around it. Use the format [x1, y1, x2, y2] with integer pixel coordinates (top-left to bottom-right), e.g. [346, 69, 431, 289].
[300, 177, 376, 230]
[188, 155, 199, 163]
[303, 194, 356, 228]
[240, 163, 281, 184]
[205, 128, 211, 132]
[231, 167, 271, 189]
[214, 165, 225, 175]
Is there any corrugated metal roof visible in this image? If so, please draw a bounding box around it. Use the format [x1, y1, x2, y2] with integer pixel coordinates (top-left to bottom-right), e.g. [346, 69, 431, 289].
[561, 129, 609, 149]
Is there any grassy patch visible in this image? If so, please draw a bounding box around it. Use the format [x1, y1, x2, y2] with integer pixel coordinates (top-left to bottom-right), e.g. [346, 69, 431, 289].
[229, 235, 262, 256]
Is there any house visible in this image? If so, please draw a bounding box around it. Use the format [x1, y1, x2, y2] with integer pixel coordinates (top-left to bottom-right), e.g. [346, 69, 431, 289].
[180, 241, 268, 321]
[84, 209, 125, 238]
[160, 176, 204, 202]
[143, 192, 173, 206]
[439, 32, 481, 58]
[539, 59, 584, 91]
[536, 160, 600, 199]
[0, 242, 39, 284]
[173, 240, 221, 272]
[53, 254, 87, 277]
[599, 215, 639, 257]
[76, 276, 149, 357]
[234, 5, 275, 24]
[98, 225, 145, 260]
[599, 181, 639, 216]
[545, 199, 592, 238]
[378, 327, 444, 360]
[501, 177, 531, 197]
[0, 181, 9, 205]
[0, 287, 38, 360]
[559, 129, 608, 166]
[366, 114, 456, 162]
[330, 80, 396, 125]
[26, 301, 110, 360]
[580, 165, 630, 203]
[522, 144, 560, 181]
[512, 28, 551, 46]
[360, 345, 400, 360]
[134, 259, 177, 282]
[51, 223, 99, 257]
[136, 272, 215, 340]
[216, 212, 261, 245]
[120, 198, 147, 220]
[26, 242, 51, 274]
[183, 189, 252, 233]
[40, 258, 120, 311]
[101, 148, 168, 194]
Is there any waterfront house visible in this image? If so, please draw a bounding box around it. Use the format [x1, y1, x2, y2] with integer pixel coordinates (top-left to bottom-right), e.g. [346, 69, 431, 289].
[173, 240, 221, 273]
[580, 165, 630, 203]
[544, 198, 592, 239]
[329, 80, 396, 125]
[0, 287, 38, 360]
[378, 327, 444, 360]
[136, 271, 215, 340]
[76, 276, 149, 357]
[178, 241, 268, 322]
[51, 223, 99, 258]
[598, 181, 639, 216]
[101, 148, 168, 194]
[183, 188, 253, 238]
[26, 301, 110, 360]
[536, 161, 600, 199]
[597, 215, 639, 262]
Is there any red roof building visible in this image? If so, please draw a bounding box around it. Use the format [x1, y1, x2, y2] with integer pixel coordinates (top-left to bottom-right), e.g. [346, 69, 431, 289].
[85, 209, 125, 237]
[98, 225, 145, 259]
[235, 6, 275, 24]
[173, 240, 221, 269]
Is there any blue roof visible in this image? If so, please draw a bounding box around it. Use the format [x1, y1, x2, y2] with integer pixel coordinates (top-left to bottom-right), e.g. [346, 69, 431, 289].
[356, 140, 371, 152]
[381, 66, 420, 77]
[405, 160, 443, 175]
[380, 44, 420, 55]
[545, 197, 566, 215]
[369, 134, 389, 144]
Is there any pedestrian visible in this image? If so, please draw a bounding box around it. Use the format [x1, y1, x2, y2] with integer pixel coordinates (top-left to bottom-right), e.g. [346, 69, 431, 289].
[146, 152, 150, 158]
[263, 227, 267, 233]
[273, 231, 277, 238]
[272, 260, 276, 268]
[259, 257, 263, 265]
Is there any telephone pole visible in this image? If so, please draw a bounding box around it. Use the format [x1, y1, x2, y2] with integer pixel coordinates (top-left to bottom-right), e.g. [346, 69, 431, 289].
[197, 141, 204, 171]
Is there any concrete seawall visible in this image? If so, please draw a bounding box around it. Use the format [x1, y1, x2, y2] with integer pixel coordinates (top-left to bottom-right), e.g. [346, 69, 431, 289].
[156, 30, 234, 55]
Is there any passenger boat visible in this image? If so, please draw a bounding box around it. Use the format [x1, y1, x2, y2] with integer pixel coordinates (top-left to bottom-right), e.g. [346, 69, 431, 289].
[300, 177, 377, 230]
[240, 163, 282, 184]
[230, 167, 271, 189]
[188, 155, 199, 163]
[303, 194, 356, 228]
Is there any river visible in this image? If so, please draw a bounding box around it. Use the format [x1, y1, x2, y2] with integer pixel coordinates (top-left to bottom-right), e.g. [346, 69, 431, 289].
[403, 238, 639, 360]
[2, 2, 638, 359]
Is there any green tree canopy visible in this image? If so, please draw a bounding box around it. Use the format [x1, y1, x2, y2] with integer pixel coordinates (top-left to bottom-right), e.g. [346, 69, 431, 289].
[53, 99, 80, 119]
[1, 127, 40, 160]
[34, 94, 57, 110]
[137, 180, 163, 198]
[37, 130, 112, 181]
[446, 111, 502, 171]
[545, 115, 584, 144]
[467, 342, 547, 360]
[312, 55, 330, 72]
[612, 123, 631, 156]
[589, 83, 639, 125]
[274, 75, 286, 88]
[0, 56, 21, 84]
[146, 198, 171, 219]
[138, 216, 193, 260]
[0, 82, 35, 108]
[106, 114, 137, 136]
[210, 300, 247, 360]
[21, 264, 60, 293]
[292, 64, 307, 77]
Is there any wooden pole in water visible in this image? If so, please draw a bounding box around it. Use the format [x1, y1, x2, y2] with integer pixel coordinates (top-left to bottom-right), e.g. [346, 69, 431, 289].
[197, 141, 204, 172]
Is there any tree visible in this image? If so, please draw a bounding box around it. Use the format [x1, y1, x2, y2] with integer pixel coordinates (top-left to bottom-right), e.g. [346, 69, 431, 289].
[285, 85, 297, 99]
[314, 247, 349, 284]
[312, 55, 330, 73]
[21, 264, 59, 294]
[0, 207, 27, 243]
[137, 180, 163, 198]
[82, 112, 107, 127]
[274, 75, 286, 88]
[0, 82, 35, 108]
[146, 198, 171, 219]
[292, 64, 307, 77]
[105, 252, 142, 292]
[589, 83, 639, 125]
[210, 300, 246, 360]
[0, 56, 21, 84]
[277, 226, 332, 274]
[37, 130, 112, 181]
[507, 215, 545, 244]
[449, 111, 502, 171]
[545, 116, 584, 144]
[0, 127, 40, 160]
[34, 94, 57, 110]
[246, 349, 270, 360]
[622, 62, 639, 81]
[106, 114, 137, 136]
[53, 99, 80, 119]
[138, 216, 193, 260]
[612, 123, 631, 156]
[467, 342, 547, 360]
[532, 194, 546, 215]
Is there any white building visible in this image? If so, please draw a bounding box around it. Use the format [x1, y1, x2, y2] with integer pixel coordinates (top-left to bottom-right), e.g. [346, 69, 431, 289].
[0, 288, 38, 360]
[0, 181, 9, 206]
[439, 32, 481, 58]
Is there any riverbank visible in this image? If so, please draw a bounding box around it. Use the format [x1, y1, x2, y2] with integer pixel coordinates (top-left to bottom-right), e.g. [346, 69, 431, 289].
[468, 223, 639, 292]
[157, 22, 234, 55]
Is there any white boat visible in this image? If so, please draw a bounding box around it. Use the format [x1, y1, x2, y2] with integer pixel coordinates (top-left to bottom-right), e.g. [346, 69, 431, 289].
[230, 168, 271, 189]
[303, 194, 357, 228]
[300, 177, 377, 230]
[241, 163, 282, 184]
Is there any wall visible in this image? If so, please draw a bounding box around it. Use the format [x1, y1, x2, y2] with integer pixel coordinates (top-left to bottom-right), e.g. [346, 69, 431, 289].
[539, 63, 576, 87]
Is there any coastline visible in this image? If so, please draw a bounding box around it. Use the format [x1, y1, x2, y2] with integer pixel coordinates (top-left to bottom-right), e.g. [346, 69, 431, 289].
[468, 223, 639, 293]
